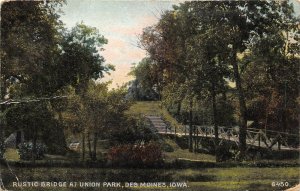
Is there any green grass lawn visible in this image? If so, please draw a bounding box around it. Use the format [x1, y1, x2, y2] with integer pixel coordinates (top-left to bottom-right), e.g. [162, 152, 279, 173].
[2, 166, 299, 191]
[3, 148, 20, 161]
[163, 137, 216, 162]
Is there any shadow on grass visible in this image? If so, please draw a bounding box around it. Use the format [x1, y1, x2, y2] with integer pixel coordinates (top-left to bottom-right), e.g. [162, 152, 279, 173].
[178, 174, 216, 182]
[175, 137, 189, 149]
[246, 182, 275, 191]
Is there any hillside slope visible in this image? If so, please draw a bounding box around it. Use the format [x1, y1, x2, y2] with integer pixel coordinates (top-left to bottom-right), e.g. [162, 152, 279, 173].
[126, 101, 184, 133]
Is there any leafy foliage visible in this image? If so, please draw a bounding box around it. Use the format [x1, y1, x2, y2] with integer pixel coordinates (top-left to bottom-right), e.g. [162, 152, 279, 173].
[128, 58, 159, 101]
[133, 1, 299, 159]
[4, 102, 67, 155]
[107, 142, 163, 166]
[1, 1, 64, 96]
[63, 82, 133, 161]
[1, 1, 115, 162]
[18, 142, 47, 160]
[58, 23, 110, 94]
[110, 116, 158, 144]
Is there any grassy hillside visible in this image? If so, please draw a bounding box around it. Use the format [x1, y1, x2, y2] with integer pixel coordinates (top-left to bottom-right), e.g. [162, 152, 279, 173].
[126, 101, 184, 133]
[126, 101, 216, 162]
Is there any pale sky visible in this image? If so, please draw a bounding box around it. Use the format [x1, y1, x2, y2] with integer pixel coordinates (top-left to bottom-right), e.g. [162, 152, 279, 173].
[60, 0, 300, 89]
[60, 0, 181, 88]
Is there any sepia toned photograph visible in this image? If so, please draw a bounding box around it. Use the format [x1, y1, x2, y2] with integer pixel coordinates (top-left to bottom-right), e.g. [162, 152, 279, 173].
[0, 0, 299, 190]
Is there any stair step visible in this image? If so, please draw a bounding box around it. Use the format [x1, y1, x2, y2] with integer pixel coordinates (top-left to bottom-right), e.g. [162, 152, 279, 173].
[152, 122, 166, 125]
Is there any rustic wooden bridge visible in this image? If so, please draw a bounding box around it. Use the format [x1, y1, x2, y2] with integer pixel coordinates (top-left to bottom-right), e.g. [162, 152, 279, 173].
[146, 115, 300, 151]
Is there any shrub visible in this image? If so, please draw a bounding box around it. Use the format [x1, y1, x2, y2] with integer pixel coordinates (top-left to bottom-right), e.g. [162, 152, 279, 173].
[18, 142, 47, 160]
[110, 117, 158, 145]
[107, 142, 163, 166]
[162, 142, 174, 152]
[217, 144, 234, 162]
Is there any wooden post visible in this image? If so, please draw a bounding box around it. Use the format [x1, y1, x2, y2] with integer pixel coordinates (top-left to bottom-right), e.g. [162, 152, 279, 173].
[228, 129, 230, 141]
[185, 126, 187, 136]
[196, 128, 199, 150]
[175, 125, 177, 135]
[258, 133, 261, 148]
[278, 135, 281, 150]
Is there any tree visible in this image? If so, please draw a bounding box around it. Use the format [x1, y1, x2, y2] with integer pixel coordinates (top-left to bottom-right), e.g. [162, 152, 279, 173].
[64, 81, 131, 161]
[138, 0, 299, 160]
[4, 101, 66, 161]
[1, 2, 114, 160]
[61, 86, 87, 160]
[86, 82, 131, 160]
[0, 0, 66, 160]
[140, 6, 200, 152]
[185, 0, 298, 159]
[59, 22, 112, 95]
[139, 2, 232, 154]
[242, 12, 299, 133]
[128, 58, 159, 101]
[1, 1, 65, 97]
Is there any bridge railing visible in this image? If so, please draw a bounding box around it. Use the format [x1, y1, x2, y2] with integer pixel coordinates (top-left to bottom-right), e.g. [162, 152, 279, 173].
[246, 128, 299, 150]
[184, 125, 299, 150]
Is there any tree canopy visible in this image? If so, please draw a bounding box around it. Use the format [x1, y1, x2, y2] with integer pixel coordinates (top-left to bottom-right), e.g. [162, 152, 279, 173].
[131, 0, 299, 159]
[0, 1, 115, 159]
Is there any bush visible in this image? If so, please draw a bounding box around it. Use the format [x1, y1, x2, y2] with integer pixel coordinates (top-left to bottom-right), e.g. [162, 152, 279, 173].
[42, 122, 67, 155]
[18, 142, 47, 160]
[110, 117, 158, 145]
[217, 144, 234, 162]
[162, 142, 174, 152]
[107, 142, 163, 166]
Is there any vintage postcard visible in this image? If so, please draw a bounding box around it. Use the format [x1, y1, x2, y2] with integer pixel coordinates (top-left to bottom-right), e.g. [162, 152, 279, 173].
[0, 0, 299, 191]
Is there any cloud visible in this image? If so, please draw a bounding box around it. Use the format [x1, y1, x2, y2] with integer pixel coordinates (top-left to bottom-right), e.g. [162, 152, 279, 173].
[93, 5, 162, 89]
[101, 38, 127, 62]
[100, 37, 143, 89]
[102, 37, 146, 65]
[99, 63, 134, 89]
[60, 0, 177, 89]
[101, 15, 157, 66]
[110, 15, 157, 37]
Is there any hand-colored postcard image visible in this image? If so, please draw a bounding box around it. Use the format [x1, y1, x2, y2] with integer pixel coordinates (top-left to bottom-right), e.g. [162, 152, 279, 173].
[0, 0, 299, 190]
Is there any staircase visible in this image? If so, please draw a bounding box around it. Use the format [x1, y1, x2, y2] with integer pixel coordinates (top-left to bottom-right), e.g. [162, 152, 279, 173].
[145, 115, 175, 134]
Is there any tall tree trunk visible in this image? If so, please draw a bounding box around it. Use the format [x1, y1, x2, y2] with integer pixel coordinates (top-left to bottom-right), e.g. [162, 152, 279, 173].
[0, 104, 4, 158]
[211, 83, 220, 162]
[93, 132, 98, 161]
[222, 90, 227, 102]
[189, 99, 193, 152]
[232, 52, 247, 160]
[176, 101, 181, 116]
[81, 131, 85, 161]
[58, 111, 67, 151]
[32, 129, 37, 163]
[0, 80, 6, 158]
[87, 132, 92, 159]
